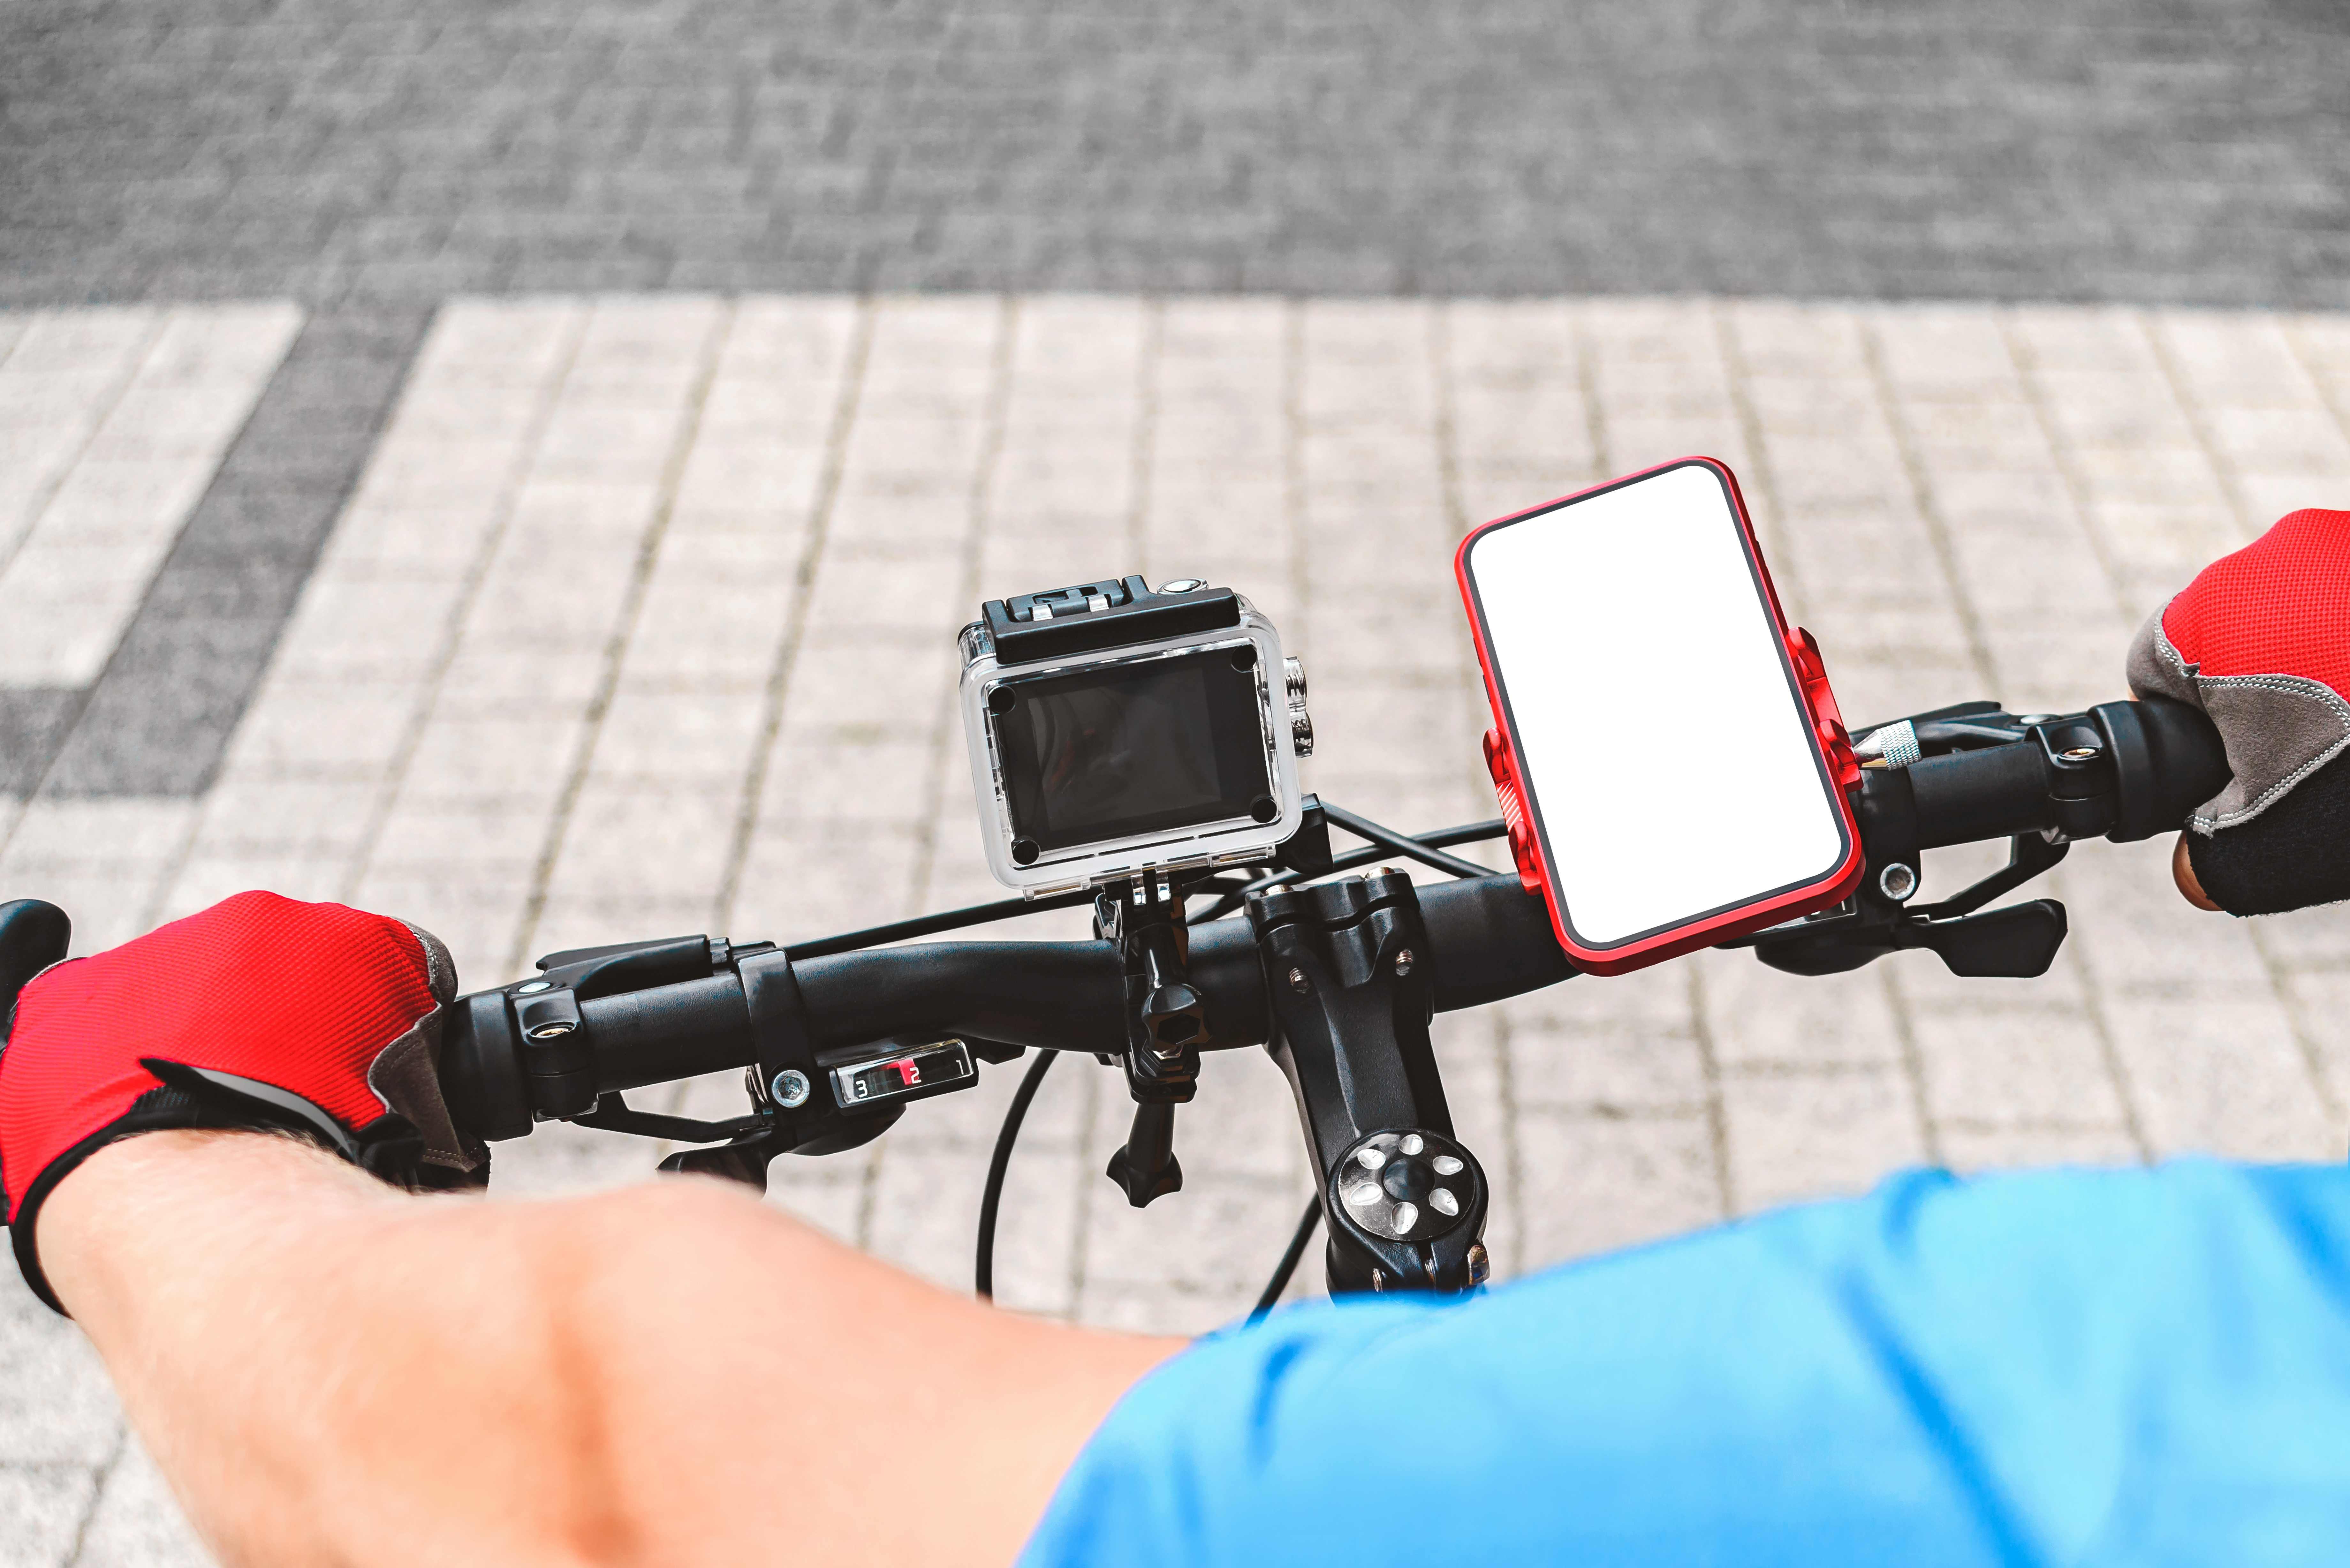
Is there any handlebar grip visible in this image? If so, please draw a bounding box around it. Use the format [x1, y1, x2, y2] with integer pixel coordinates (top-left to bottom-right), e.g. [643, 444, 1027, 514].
[439, 973, 760, 1142]
[1906, 742, 2057, 850]
[2092, 696, 2230, 841]
[0, 899, 70, 1021]
[577, 973, 759, 1094]
[1895, 696, 2229, 852]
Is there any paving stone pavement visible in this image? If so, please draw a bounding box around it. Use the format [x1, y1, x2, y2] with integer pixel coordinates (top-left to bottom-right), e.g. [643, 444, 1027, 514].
[5, 290, 2350, 1559]
[5, 0, 2350, 308]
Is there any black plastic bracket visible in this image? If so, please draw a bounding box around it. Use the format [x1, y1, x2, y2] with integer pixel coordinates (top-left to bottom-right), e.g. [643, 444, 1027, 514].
[1101, 878, 1202, 1206]
[984, 576, 1241, 667]
[1277, 795, 1334, 877]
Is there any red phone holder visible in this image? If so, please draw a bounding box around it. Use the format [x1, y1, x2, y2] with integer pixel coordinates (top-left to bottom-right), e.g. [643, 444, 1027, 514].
[1457, 456, 1868, 975]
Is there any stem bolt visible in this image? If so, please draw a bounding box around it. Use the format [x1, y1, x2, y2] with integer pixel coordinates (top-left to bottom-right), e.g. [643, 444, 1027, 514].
[771, 1068, 812, 1109]
[1393, 948, 1415, 976]
[1289, 966, 1310, 994]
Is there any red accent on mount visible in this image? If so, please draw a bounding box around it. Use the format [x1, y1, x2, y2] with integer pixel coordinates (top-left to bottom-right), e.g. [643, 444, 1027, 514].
[1481, 727, 1543, 894]
[1788, 627, 1862, 792]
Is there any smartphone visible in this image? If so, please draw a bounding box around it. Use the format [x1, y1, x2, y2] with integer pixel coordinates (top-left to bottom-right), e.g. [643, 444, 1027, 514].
[1455, 457, 1862, 975]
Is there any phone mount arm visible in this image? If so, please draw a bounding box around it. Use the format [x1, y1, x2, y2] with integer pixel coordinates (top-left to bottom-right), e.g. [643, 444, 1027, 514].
[1247, 871, 1491, 1296]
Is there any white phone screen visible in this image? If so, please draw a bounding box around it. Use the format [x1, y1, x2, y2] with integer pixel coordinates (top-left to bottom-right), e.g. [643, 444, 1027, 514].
[1465, 463, 1845, 948]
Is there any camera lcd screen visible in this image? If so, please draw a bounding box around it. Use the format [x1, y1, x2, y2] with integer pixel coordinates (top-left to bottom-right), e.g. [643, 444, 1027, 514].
[993, 648, 1273, 855]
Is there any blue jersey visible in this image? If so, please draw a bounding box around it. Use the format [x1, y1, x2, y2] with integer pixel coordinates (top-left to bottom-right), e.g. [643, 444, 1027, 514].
[1022, 1159, 2350, 1566]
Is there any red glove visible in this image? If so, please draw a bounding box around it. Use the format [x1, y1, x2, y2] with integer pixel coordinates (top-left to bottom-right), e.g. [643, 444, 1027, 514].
[2127, 507, 2350, 916]
[0, 891, 486, 1313]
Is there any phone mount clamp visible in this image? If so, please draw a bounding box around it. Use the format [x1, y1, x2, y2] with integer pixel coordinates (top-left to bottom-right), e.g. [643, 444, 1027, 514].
[1248, 871, 1491, 1296]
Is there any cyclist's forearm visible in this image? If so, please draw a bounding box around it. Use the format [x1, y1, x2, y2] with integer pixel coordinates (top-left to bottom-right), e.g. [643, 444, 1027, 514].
[40, 1129, 1178, 1567]
[42, 1130, 634, 1564]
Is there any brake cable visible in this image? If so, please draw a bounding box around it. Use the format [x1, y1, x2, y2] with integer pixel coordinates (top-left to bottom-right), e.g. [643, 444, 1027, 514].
[975, 1048, 1057, 1301]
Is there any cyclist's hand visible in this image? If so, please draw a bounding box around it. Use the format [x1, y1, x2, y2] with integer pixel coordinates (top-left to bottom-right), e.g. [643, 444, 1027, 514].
[2128, 507, 2350, 916]
[0, 891, 485, 1311]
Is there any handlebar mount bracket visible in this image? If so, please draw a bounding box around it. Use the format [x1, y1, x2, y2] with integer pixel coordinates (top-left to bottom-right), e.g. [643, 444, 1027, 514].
[1249, 871, 1490, 1296]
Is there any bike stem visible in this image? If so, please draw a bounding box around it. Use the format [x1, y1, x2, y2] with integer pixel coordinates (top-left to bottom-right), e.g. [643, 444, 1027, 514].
[1249, 871, 1491, 1296]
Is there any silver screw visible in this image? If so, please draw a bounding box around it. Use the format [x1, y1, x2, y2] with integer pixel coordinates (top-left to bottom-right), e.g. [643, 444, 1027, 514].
[1393, 948, 1415, 976]
[771, 1068, 812, 1109]
[1370, 1268, 1390, 1293]
[1290, 710, 1315, 758]
[1284, 655, 1308, 707]
[2061, 745, 2100, 761]
[1289, 966, 1309, 994]
[1877, 863, 1919, 903]
[1467, 1243, 1491, 1286]
[517, 979, 552, 994]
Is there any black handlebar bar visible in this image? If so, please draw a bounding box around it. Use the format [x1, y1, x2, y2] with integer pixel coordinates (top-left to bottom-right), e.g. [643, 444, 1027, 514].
[0, 693, 2228, 1302]
[437, 697, 2228, 1145]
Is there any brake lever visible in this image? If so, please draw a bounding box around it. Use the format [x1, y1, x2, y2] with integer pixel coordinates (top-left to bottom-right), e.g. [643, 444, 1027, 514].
[1738, 832, 2071, 978]
[1909, 832, 2068, 920]
[570, 1091, 769, 1145]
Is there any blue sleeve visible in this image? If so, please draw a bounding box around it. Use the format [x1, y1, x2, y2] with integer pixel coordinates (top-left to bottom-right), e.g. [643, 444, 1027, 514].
[1020, 1160, 2350, 1567]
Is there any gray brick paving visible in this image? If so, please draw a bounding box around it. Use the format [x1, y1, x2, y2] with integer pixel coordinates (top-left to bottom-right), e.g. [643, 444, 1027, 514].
[3, 290, 2350, 1563]
[38, 308, 428, 798]
[4, 1, 2349, 309]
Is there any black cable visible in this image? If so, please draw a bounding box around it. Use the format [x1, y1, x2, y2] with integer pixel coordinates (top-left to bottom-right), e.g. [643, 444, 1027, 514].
[1188, 819, 1509, 924]
[975, 1049, 1058, 1300]
[789, 816, 1504, 951]
[1319, 803, 1495, 880]
[1247, 1196, 1323, 1324]
[790, 888, 1099, 961]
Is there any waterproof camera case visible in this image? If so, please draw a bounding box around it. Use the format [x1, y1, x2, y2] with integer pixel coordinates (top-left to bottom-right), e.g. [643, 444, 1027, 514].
[1457, 458, 1863, 975]
[960, 576, 1312, 895]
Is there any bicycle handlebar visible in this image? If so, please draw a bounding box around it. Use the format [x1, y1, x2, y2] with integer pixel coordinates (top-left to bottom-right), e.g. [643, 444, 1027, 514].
[438, 696, 2229, 1144]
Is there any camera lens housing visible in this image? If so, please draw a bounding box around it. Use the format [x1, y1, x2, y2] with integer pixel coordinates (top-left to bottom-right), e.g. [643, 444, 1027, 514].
[959, 576, 1309, 894]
